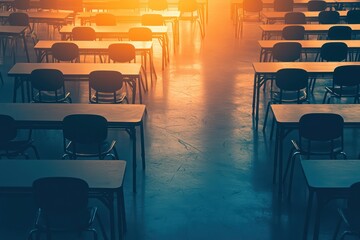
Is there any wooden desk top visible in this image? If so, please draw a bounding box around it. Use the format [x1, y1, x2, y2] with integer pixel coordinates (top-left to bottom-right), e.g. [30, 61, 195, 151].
[271, 104, 360, 125]
[0, 160, 126, 189]
[301, 160, 360, 189]
[260, 24, 360, 32]
[0, 103, 146, 126]
[77, 10, 180, 19]
[8, 62, 142, 77]
[0, 26, 26, 35]
[258, 40, 360, 49]
[253, 62, 360, 74]
[60, 25, 168, 34]
[34, 40, 153, 51]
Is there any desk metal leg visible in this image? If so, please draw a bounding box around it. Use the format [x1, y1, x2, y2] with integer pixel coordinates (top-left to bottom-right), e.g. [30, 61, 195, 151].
[255, 74, 262, 130]
[252, 73, 258, 116]
[140, 121, 145, 170]
[22, 34, 30, 63]
[131, 127, 137, 193]
[313, 195, 324, 240]
[109, 193, 115, 240]
[117, 188, 126, 240]
[303, 190, 314, 240]
[273, 124, 280, 184]
[278, 126, 284, 198]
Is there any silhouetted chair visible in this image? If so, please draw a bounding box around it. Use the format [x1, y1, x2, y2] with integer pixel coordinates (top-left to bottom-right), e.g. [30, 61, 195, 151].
[238, 0, 263, 38]
[347, 10, 360, 23]
[62, 114, 119, 160]
[318, 10, 340, 24]
[178, 0, 205, 38]
[89, 70, 128, 104]
[142, 13, 165, 26]
[95, 13, 116, 26]
[14, 0, 30, 10]
[0, 114, 39, 159]
[274, 0, 294, 12]
[72, 27, 96, 41]
[148, 0, 168, 10]
[327, 26, 352, 40]
[9, 12, 37, 44]
[307, 0, 327, 11]
[28, 177, 98, 240]
[284, 113, 346, 199]
[282, 26, 305, 40]
[333, 182, 360, 240]
[263, 69, 309, 133]
[30, 69, 71, 103]
[51, 42, 79, 62]
[272, 42, 302, 62]
[323, 65, 360, 104]
[285, 12, 306, 24]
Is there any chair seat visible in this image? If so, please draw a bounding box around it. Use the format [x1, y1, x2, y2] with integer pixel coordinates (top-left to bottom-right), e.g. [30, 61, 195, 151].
[325, 86, 359, 97]
[272, 90, 307, 103]
[90, 92, 127, 104]
[298, 139, 344, 157]
[32, 91, 71, 103]
[65, 140, 117, 158]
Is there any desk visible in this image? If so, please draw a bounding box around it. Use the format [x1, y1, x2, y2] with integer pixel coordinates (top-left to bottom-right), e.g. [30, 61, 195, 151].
[60, 24, 169, 69]
[0, 103, 145, 194]
[270, 104, 360, 198]
[0, 26, 29, 63]
[260, 24, 360, 40]
[34, 40, 156, 83]
[261, 10, 348, 24]
[301, 160, 360, 240]
[0, 159, 126, 240]
[252, 62, 360, 130]
[8, 62, 142, 104]
[257, 39, 360, 62]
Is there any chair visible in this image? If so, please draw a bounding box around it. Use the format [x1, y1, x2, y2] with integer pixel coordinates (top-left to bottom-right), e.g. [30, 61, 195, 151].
[30, 69, 72, 103]
[51, 42, 79, 62]
[333, 182, 360, 240]
[323, 65, 360, 104]
[9, 12, 37, 44]
[95, 13, 116, 26]
[307, 0, 327, 11]
[62, 114, 119, 160]
[282, 26, 305, 40]
[0, 114, 39, 159]
[28, 177, 98, 240]
[148, 0, 168, 10]
[238, 0, 263, 38]
[142, 14, 165, 26]
[71, 27, 96, 41]
[284, 113, 346, 198]
[14, 0, 30, 10]
[347, 10, 360, 24]
[272, 42, 302, 62]
[128, 26, 153, 42]
[274, 0, 294, 12]
[89, 70, 128, 104]
[178, 0, 205, 38]
[284, 12, 306, 24]
[39, 0, 58, 9]
[263, 69, 309, 133]
[327, 26, 352, 40]
[318, 10, 340, 24]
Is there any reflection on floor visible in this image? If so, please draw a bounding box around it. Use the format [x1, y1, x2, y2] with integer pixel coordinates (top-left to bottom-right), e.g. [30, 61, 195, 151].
[0, 1, 359, 240]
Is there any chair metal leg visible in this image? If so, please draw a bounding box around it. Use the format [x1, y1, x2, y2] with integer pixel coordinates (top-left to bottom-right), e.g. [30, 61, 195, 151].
[262, 102, 272, 132]
[288, 152, 300, 200]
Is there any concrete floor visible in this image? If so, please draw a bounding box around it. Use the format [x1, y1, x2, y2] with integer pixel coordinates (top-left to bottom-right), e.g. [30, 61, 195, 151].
[0, 1, 359, 239]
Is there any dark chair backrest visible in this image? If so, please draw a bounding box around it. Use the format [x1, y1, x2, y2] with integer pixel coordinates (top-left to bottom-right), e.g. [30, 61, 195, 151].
[95, 13, 117, 26]
[272, 42, 302, 61]
[320, 42, 348, 62]
[275, 68, 308, 92]
[32, 177, 89, 228]
[14, 0, 30, 10]
[116, 0, 140, 9]
[39, 0, 58, 9]
[282, 25, 305, 40]
[318, 10, 340, 24]
[285, 12, 306, 24]
[307, 0, 327, 11]
[274, 0, 294, 12]
[63, 114, 108, 145]
[148, 0, 168, 10]
[243, 0, 263, 12]
[347, 10, 360, 24]
[327, 26, 352, 40]
[108, 43, 136, 63]
[347, 182, 360, 213]
[30, 69, 64, 91]
[142, 14, 164, 26]
[51, 42, 79, 62]
[72, 27, 96, 41]
[333, 65, 360, 87]
[299, 113, 344, 142]
[0, 115, 17, 143]
[128, 27, 152, 41]
[178, 0, 198, 12]
[89, 70, 124, 93]
[8, 12, 29, 26]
